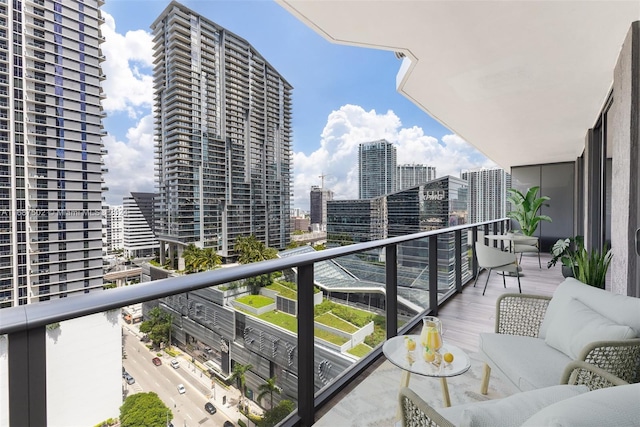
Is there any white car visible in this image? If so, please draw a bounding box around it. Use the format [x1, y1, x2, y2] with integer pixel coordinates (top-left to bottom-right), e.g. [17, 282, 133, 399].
[170, 359, 180, 369]
[177, 384, 186, 394]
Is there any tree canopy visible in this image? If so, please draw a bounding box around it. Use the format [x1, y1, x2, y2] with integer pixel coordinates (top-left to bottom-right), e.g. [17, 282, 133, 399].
[139, 307, 172, 347]
[120, 392, 172, 427]
[259, 399, 295, 427]
[234, 235, 278, 264]
[183, 244, 221, 273]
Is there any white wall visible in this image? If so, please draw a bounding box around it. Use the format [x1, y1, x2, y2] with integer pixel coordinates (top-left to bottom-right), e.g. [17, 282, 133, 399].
[46, 311, 122, 427]
[0, 312, 122, 427]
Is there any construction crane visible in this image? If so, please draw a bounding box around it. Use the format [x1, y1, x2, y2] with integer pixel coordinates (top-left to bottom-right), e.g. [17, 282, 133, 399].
[319, 173, 329, 189]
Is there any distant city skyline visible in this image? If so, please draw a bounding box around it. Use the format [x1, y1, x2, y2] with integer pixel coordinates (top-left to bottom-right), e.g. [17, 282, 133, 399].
[100, 0, 496, 210]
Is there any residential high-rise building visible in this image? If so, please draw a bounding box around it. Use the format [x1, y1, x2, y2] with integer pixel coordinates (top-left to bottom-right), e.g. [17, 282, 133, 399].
[358, 139, 396, 199]
[152, 1, 293, 266]
[123, 193, 158, 258]
[396, 164, 436, 191]
[0, 0, 107, 308]
[461, 168, 512, 224]
[309, 185, 333, 231]
[105, 205, 124, 252]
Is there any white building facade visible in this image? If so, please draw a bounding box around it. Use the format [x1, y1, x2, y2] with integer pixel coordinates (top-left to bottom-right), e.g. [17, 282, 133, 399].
[123, 193, 158, 259]
[396, 164, 436, 191]
[461, 167, 512, 223]
[358, 139, 397, 199]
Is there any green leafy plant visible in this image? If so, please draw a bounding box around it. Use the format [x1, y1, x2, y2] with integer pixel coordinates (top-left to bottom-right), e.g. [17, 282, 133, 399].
[573, 243, 613, 289]
[506, 186, 552, 236]
[547, 236, 583, 269]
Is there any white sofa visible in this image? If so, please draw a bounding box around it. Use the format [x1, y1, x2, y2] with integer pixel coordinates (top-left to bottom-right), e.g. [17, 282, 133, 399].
[399, 361, 640, 427]
[478, 277, 640, 393]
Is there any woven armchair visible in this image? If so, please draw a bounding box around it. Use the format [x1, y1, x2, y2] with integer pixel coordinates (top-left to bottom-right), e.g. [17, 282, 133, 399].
[480, 292, 640, 394]
[399, 361, 629, 427]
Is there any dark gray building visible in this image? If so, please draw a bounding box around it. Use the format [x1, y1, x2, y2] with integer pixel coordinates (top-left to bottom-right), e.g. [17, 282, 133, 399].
[152, 2, 293, 266]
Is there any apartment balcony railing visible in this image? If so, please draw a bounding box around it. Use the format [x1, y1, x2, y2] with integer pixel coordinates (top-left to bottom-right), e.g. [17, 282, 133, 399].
[0, 218, 508, 426]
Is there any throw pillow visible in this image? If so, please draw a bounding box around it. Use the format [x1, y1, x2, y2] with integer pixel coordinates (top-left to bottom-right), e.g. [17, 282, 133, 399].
[544, 297, 635, 359]
[522, 383, 640, 427]
[458, 384, 589, 427]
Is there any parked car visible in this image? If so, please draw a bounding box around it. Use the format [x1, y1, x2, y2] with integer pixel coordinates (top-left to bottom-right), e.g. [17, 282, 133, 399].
[204, 402, 217, 415]
[170, 359, 180, 369]
[152, 357, 162, 366]
[124, 373, 135, 385]
[177, 384, 186, 394]
[223, 422, 234, 427]
[140, 334, 150, 343]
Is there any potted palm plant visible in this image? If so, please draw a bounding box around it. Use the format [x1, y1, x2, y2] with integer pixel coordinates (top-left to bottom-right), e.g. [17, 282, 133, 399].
[506, 186, 552, 236]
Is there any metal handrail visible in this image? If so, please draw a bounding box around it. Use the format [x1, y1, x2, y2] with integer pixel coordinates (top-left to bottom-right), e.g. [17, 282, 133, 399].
[1, 218, 507, 427]
[0, 219, 504, 335]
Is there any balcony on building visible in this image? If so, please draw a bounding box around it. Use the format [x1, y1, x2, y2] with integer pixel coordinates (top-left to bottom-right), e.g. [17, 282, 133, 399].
[1, 2, 639, 427]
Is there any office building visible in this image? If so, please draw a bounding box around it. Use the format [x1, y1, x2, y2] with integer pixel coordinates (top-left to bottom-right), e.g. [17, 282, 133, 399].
[123, 193, 158, 259]
[152, 1, 293, 267]
[104, 205, 124, 252]
[326, 198, 387, 245]
[461, 168, 511, 223]
[309, 185, 333, 231]
[0, 0, 107, 308]
[396, 164, 436, 191]
[358, 139, 396, 199]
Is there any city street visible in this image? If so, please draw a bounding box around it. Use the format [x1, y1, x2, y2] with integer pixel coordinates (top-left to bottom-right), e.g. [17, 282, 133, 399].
[122, 326, 235, 427]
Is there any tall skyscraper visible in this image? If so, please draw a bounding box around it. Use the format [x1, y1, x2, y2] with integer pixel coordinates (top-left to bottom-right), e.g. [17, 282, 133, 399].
[152, 1, 293, 266]
[309, 185, 333, 231]
[123, 193, 158, 258]
[396, 164, 436, 191]
[461, 167, 512, 223]
[0, 0, 107, 308]
[358, 139, 396, 199]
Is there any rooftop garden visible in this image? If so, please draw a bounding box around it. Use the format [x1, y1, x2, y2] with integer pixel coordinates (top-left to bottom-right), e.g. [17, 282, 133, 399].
[235, 294, 274, 308]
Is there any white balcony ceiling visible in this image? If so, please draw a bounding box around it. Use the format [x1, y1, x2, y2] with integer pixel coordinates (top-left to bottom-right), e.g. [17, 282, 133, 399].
[276, 1, 640, 170]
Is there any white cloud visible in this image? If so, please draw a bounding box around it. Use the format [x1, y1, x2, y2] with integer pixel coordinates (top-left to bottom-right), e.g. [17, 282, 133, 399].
[292, 104, 495, 210]
[103, 115, 155, 205]
[100, 12, 154, 117]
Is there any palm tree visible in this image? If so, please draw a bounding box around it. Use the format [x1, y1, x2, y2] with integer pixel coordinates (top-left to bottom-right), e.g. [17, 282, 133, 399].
[235, 235, 279, 294]
[257, 375, 282, 409]
[234, 235, 278, 264]
[229, 362, 254, 407]
[182, 244, 200, 273]
[183, 244, 221, 273]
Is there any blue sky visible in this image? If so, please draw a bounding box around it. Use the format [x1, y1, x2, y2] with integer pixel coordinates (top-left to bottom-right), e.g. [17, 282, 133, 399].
[100, 0, 493, 209]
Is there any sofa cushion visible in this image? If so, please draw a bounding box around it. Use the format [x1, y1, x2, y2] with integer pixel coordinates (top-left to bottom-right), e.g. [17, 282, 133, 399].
[479, 333, 571, 391]
[435, 385, 588, 427]
[454, 384, 589, 427]
[522, 383, 640, 427]
[544, 297, 635, 359]
[540, 278, 640, 339]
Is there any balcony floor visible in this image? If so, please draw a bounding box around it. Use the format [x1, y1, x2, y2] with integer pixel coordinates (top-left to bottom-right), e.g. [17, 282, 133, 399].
[314, 252, 566, 425]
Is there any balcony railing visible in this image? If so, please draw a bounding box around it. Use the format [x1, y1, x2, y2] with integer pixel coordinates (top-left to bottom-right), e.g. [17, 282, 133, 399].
[0, 218, 508, 426]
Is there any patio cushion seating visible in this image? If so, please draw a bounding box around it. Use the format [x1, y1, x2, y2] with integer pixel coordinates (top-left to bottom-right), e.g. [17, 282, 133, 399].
[478, 278, 640, 394]
[399, 361, 633, 427]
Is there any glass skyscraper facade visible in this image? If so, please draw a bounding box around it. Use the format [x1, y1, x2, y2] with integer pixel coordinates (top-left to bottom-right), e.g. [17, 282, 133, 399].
[461, 167, 511, 223]
[152, 1, 293, 264]
[358, 139, 396, 199]
[0, 0, 107, 308]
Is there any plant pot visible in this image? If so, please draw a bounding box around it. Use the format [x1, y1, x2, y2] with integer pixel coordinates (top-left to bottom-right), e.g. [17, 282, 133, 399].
[561, 265, 575, 278]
